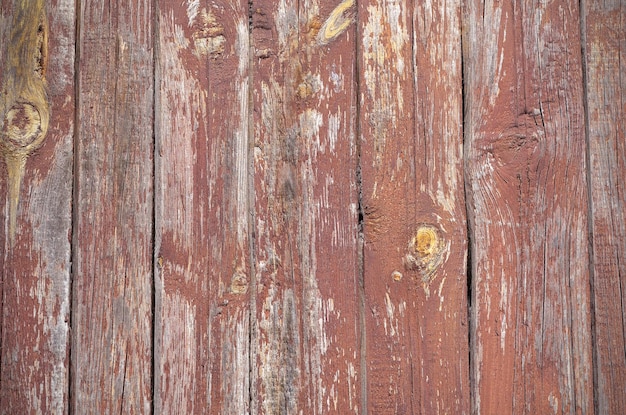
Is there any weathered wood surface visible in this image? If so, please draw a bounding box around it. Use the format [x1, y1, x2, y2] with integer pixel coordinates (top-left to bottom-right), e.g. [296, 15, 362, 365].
[463, 0, 594, 413]
[0, 0, 74, 413]
[154, 0, 251, 412]
[583, 0, 626, 413]
[71, 0, 154, 412]
[358, 0, 469, 413]
[1, 1, 626, 414]
[251, 0, 361, 413]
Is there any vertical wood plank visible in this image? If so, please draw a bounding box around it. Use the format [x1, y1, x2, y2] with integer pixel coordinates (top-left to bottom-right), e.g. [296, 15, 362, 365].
[72, 1, 154, 412]
[463, 1, 594, 413]
[583, 0, 626, 413]
[357, 0, 469, 413]
[250, 0, 362, 413]
[0, 0, 74, 413]
[154, 0, 251, 412]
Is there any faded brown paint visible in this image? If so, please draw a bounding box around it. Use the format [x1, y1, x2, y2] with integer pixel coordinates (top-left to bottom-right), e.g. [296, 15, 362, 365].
[1, 1, 625, 414]
[0, 0, 74, 413]
[71, 0, 154, 412]
[154, 1, 251, 413]
[583, 0, 626, 413]
[251, 0, 361, 413]
[358, 0, 469, 413]
[463, 0, 594, 413]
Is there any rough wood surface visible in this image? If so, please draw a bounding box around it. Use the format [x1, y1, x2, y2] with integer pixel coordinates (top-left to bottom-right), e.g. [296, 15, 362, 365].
[154, 1, 251, 412]
[0, 0, 74, 413]
[463, 1, 594, 413]
[1, 1, 625, 413]
[250, 0, 362, 413]
[583, 0, 626, 413]
[357, 0, 469, 413]
[71, 1, 154, 412]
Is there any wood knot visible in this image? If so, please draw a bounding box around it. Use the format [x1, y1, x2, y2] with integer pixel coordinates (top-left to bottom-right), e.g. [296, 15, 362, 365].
[403, 224, 449, 286]
[0, 2, 50, 246]
[317, 0, 355, 46]
[2, 103, 44, 150]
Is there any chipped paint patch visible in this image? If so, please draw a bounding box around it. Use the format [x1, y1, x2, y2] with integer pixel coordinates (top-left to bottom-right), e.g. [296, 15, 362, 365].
[191, 8, 225, 58]
[186, 0, 200, 25]
[230, 269, 248, 294]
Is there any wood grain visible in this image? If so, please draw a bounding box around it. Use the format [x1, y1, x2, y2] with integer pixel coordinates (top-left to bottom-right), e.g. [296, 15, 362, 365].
[0, 0, 74, 413]
[357, 0, 469, 413]
[583, 0, 626, 413]
[463, 0, 594, 413]
[71, 1, 154, 412]
[1, 1, 625, 412]
[250, 0, 362, 413]
[153, 0, 251, 412]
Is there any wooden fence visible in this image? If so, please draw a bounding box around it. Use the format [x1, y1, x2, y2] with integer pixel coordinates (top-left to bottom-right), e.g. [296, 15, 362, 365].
[0, 0, 624, 413]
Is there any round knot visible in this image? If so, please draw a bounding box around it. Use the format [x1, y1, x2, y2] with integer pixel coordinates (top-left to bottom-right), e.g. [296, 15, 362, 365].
[2, 103, 42, 148]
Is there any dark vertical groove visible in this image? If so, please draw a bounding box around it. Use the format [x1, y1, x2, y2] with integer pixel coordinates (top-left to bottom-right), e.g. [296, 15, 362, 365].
[408, 2, 418, 412]
[0, 1, 8, 388]
[460, 6, 475, 414]
[247, 2, 257, 413]
[460, 10, 471, 320]
[0, 190, 4, 405]
[150, 0, 158, 413]
[68, 0, 81, 412]
[578, 0, 598, 412]
[353, 1, 367, 413]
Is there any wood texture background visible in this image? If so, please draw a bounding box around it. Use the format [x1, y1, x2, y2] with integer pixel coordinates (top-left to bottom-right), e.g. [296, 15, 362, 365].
[463, 0, 594, 413]
[0, 0, 624, 414]
[70, 1, 155, 413]
[583, 0, 626, 413]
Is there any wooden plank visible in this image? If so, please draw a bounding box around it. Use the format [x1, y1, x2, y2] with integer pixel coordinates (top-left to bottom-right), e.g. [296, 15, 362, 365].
[250, 0, 362, 413]
[582, 0, 626, 413]
[357, 0, 469, 413]
[153, 1, 251, 412]
[71, 1, 154, 412]
[463, 1, 594, 413]
[0, 0, 74, 413]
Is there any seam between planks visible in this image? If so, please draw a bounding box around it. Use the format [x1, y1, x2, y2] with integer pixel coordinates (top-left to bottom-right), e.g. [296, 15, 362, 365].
[150, 0, 159, 413]
[353, 1, 368, 413]
[68, 0, 82, 411]
[459, 15, 474, 415]
[578, 0, 599, 412]
[247, 2, 257, 414]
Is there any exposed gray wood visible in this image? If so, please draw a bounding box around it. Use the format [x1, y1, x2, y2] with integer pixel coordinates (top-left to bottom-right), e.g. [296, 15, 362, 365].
[0, 0, 74, 413]
[250, 0, 362, 413]
[583, 0, 626, 413]
[153, 0, 251, 412]
[463, 0, 594, 413]
[71, 1, 154, 412]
